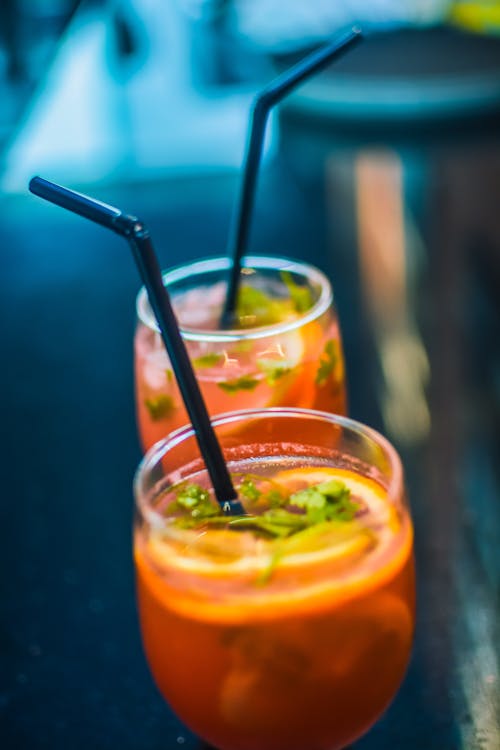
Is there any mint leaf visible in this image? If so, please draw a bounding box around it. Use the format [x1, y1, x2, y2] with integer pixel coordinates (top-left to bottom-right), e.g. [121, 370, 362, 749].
[235, 284, 294, 327]
[174, 483, 219, 521]
[315, 339, 338, 386]
[227, 509, 307, 538]
[324, 496, 359, 522]
[239, 477, 262, 502]
[257, 358, 292, 384]
[236, 285, 278, 324]
[193, 352, 224, 368]
[175, 483, 209, 509]
[280, 270, 313, 313]
[217, 375, 259, 393]
[144, 394, 175, 421]
[316, 479, 350, 500]
[171, 478, 357, 536]
[289, 488, 327, 510]
[289, 479, 358, 524]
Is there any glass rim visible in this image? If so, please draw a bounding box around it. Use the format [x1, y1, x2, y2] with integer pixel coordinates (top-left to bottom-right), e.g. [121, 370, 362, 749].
[135, 255, 333, 342]
[134, 407, 404, 527]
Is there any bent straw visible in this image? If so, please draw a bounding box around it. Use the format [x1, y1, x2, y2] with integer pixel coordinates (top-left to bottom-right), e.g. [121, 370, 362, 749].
[29, 176, 244, 515]
[221, 25, 362, 326]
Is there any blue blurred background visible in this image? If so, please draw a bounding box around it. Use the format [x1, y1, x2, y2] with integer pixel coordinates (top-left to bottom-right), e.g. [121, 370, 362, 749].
[1, 2, 499, 749]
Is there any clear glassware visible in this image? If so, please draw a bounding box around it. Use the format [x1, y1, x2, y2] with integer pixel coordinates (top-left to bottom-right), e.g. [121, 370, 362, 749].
[134, 407, 415, 750]
[135, 256, 347, 451]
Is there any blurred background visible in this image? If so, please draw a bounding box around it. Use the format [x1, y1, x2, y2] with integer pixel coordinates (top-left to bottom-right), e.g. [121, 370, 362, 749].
[1, 1, 499, 749]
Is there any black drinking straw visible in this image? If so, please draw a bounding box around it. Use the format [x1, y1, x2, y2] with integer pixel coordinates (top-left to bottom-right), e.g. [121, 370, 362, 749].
[221, 25, 362, 326]
[29, 175, 244, 515]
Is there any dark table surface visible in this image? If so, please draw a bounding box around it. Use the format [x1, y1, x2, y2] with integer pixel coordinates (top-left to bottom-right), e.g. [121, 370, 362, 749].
[1, 164, 499, 749]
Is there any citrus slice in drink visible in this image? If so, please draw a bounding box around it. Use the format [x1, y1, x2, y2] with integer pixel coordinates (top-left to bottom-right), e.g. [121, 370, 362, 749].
[141, 467, 408, 624]
[147, 514, 373, 577]
[272, 466, 400, 533]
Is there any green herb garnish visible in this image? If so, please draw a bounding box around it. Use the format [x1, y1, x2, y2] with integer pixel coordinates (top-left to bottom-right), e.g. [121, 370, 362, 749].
[171, 476, 357, 538]
[315, 339, 338, 386]
[217, 375, 260, 393]
[173, 483, 220, 523]
[257, 358, 292, 384]
[235, 285, 294, 327]
[290, 480, 358, 523]
[280, 270, 314, 313]
[193, 352, 224, 368]
[232, 270, 313, 329]
[175, 483, 209, 509]
[239, 477, 262, 502]
[227, 510, 307, 538]
[168, 475, 362, 582]
[144, 394, 176, 421]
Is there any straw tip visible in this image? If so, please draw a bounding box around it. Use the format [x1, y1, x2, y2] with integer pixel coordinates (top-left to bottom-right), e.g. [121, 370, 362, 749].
[351, 25, 363, 37]
[28, 175, 43, 194]
[224, 497, 246, 516]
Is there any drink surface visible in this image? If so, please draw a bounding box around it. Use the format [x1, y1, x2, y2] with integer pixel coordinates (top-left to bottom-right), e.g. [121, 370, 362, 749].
[135, 274, 346, 450]
[135, 456, 415, 750]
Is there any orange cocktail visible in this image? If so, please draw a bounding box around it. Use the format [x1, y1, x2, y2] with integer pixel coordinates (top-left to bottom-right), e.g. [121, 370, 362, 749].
[134, 256, 346, 451]
[134, 408, 415, 750]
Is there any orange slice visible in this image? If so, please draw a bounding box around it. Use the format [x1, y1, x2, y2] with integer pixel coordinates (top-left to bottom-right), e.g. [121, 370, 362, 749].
[145, 468, 392, 577]
[146, 520, 373, 578]
[137, 467, 412, 623]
